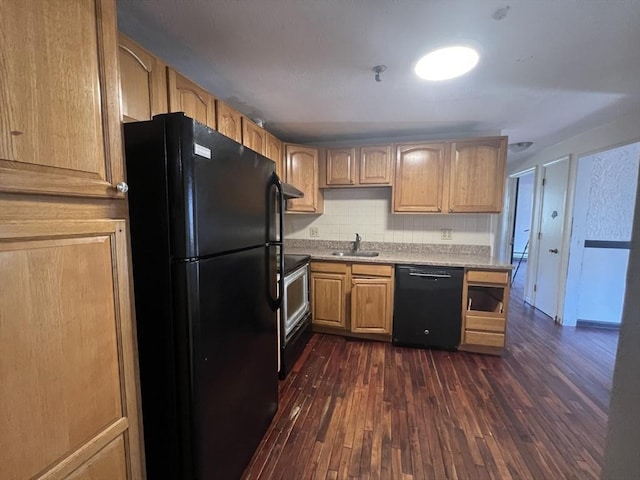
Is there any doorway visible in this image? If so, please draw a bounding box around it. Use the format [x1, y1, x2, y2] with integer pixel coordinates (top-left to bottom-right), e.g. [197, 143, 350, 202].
[532, 157, 571, 321]
[510, 171, 535, 286]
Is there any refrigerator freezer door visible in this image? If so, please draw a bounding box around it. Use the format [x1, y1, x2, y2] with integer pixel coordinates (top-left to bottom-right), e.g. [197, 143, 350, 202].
[170, 116, 276, 258]
[175, 247, 278, 480]
[124, 113, 277, 261]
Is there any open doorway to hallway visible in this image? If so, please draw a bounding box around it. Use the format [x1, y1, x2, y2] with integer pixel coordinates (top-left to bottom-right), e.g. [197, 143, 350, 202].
[510, 170, 534, 287]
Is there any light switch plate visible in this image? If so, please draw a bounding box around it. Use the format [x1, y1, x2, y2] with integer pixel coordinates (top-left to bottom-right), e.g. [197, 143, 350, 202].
[309, 226, 320, 238]
[441, 228, 452, 240]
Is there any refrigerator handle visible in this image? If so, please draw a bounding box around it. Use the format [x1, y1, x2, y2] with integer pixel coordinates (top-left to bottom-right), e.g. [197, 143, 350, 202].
[267, 173, 284, 245]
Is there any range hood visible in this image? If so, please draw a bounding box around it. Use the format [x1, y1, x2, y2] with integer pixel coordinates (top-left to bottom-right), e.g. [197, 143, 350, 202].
[281, 181, 304, 199]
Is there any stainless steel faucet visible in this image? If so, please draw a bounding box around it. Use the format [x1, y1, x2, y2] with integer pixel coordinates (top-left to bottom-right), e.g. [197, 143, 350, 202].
[353, 233, 362, 251]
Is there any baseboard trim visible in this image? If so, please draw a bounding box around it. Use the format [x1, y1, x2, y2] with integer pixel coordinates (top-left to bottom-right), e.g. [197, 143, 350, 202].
[576, 319, 621, 330]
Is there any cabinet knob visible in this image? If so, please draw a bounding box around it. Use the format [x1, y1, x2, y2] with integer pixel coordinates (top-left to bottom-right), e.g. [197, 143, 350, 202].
[116, 182, 129, 193]
[424, 329, 430, 335]
[548, 248, 558, 254]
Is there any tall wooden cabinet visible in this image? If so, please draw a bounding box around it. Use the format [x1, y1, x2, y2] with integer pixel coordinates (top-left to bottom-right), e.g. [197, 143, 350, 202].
[0, 1, 143, 478]
[0, 0, 125, 199]
[0, 220, 143, 479]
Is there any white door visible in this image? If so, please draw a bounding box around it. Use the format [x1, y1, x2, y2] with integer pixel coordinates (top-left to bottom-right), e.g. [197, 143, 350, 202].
[534, 158, 570, 319]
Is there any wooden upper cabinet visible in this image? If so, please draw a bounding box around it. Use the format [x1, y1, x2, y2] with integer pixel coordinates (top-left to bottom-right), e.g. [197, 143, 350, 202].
[0, 0, 125, 198]
[326, 148, 356, 186]
[216, 100, 242, 143]
[448, 137, 507, 213]
[0, 219, 143, 479]
[265, 133, 284, 177]
[359, 145, 392, 185]
[167, 68, 216, 129]
[393, 143, 448, 212]
[285, 144, 323, 213]
[118, 34, 168, 123]
[242, 116, 266, 155]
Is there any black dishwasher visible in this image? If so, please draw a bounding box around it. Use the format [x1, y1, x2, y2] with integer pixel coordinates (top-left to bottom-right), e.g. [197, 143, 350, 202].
[392, 265, 464, 350]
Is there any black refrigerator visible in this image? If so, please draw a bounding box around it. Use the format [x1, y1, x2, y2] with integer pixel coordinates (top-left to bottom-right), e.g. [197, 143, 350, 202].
[124, 113, 280, 480]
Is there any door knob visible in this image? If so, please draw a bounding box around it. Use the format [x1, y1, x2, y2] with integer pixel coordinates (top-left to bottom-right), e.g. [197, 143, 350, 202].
[423, 329, 430, 335]
[116, 182, 129, 193]
[548, 248, 558, 254]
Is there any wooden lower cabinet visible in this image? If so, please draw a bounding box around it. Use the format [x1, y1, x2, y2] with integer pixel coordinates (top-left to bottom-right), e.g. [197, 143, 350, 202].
[310, 262, 348, 329]
[0, 219, 143, 479]
[310, 261, 394, 339]
[351, 264, 394, 334]
[460, 268, 511, 355]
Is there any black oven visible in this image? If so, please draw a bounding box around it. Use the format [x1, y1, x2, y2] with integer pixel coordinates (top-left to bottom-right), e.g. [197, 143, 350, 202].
[277, 254, 312, 378]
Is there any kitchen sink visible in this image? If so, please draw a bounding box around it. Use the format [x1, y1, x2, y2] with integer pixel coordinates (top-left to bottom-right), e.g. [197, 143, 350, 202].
[331, 250, 379, 257]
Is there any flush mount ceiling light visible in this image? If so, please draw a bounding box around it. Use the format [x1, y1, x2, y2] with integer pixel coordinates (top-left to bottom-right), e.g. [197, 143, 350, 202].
[414, 46, 480, 81]
[508, 141, 533, 152]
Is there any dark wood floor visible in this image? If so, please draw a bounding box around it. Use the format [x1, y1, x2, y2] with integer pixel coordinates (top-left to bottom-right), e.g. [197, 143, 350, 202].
[244, 264, 619, 479]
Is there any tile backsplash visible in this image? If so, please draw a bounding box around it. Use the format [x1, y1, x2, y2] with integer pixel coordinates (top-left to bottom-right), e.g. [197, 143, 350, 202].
[284, 188, 494, 245]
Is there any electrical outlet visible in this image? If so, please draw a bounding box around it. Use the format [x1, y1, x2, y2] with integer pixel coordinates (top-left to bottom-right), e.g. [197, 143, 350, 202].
[441, 228, 453, 240]
[309, 226, 320, 238]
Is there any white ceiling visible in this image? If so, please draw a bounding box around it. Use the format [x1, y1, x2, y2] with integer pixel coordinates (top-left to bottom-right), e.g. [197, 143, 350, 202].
[117, 0, 640, 163]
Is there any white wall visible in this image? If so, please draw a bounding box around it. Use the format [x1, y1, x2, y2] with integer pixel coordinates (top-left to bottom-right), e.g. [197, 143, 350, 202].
[284, 187, 494, 245]
[602, 164, 640, 478]
[564, 143, 639, 326]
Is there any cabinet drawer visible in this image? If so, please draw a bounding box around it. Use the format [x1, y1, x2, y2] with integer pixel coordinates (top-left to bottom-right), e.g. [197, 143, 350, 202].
[351, 263, 393, 277]
[467, 270, 509, 285]
[465, 314, 505, 333]
[310, 261, 348, 274]
[464, 330, 505, 347]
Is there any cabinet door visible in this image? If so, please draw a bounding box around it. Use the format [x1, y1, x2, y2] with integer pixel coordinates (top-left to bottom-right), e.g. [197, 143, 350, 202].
[285, 144, 323, 213]
[393, 143, 447, 212]
[242, 116, 267, 155]
[0, 220, 142, 479]
[265, 133, 283, 177]
[326, 148, 356, 185]
[448, 137, 507, 213]
[359, 145, 392, 185]
[311, 272, 347, 328]
[0, 0, 124, 198]
[351, 277, 393, 334]
[167, 68, 216, 129]
[216, 100, 242, 143]
[118, 33, 168, 123]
